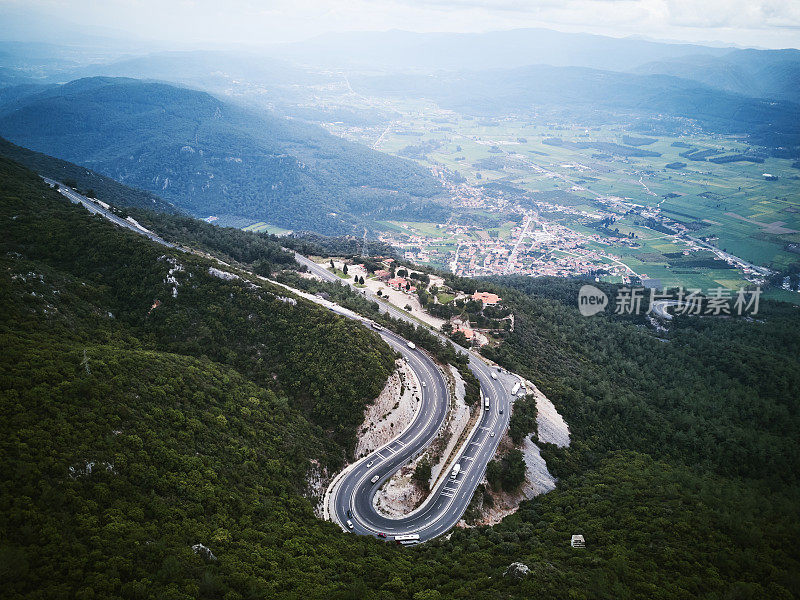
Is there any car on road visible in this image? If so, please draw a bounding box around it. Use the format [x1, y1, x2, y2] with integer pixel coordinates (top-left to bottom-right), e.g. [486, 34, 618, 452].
[371, 475, 380, 484]
[366, 461, 373, 467]
[407, 341, 416, 350]
[499, 408, 503, 414]
[491, 372, 498, 380]
[346, 520, 354, 529]
[377, 532, 387, 538]
[347, 509, 352, 518]
[371, 322, 383, 331]
[422, 382, 426, 387]
[490, 432, 495, 437]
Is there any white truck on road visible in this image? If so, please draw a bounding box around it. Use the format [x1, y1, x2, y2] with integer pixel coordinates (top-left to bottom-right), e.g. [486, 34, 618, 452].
[511, 382, 521, 396]
[450, 464, 461, 479]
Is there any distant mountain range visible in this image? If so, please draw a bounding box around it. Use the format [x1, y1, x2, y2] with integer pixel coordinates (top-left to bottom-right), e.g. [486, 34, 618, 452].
[273, 28, 733, 73]
[351, 64, 800, 150]
[633, 48, 800, 105]
[0, 77, 446, 232]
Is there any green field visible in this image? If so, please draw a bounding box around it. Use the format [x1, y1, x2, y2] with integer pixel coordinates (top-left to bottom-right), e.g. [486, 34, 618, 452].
[243, 221, 291, 235]
[371, 110, 799, 281]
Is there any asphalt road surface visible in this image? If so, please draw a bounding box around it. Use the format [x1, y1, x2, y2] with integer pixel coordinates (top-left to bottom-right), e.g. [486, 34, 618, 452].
[43, 178, 176, 248]
[46, 182, 516, 544]
[297, 254, 515, 542]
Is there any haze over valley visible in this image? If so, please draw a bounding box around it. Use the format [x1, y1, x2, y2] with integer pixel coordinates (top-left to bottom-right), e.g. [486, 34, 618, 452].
[2, 3, 799, 599]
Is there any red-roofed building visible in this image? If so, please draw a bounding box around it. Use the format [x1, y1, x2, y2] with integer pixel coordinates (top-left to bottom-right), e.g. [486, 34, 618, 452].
[472, 291, 501, 306]
[387, 277, 407, 290]
[455, 326, 474, 341]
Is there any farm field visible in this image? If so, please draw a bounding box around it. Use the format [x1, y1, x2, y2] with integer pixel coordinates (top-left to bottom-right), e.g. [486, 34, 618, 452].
[242, 221, 292, 235]
[314, 97, 800, 301]
[362, 108, 800, 291]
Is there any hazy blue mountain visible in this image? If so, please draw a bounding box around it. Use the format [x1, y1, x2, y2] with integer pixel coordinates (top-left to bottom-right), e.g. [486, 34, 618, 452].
[70, 50, 326, 86]
[351, 64, 800, 149]
[0, 77, 446, 233]
[634, 48, 800, 104]
[273, 28, 731, 72]
[0, 135, 180, 214]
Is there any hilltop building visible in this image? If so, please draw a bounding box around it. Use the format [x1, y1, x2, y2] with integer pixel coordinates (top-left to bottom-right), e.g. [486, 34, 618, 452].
[387, 277, 407, 289]
[472, 291, 501, 306]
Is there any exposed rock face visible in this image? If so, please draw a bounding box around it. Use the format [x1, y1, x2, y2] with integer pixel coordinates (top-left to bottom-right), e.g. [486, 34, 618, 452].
[304, 458, 330, 518]
[532, 383, 570, 448]
[373, 466, 425, 518]
[355, 359, 419, 458]
[191, 543, 217, 561]
[504, 562, 530, 579]
[469, 379, 570, 526]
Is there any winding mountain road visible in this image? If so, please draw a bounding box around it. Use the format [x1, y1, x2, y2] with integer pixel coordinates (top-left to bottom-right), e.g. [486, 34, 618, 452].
[296, 253, 514, 542]
[45, 179, 517, 545]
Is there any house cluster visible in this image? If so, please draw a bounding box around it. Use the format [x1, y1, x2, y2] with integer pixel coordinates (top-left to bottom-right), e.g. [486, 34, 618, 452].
[372, 259, 419, 294]
[446, 290, 504, 347]
[387, 277, 417, 293]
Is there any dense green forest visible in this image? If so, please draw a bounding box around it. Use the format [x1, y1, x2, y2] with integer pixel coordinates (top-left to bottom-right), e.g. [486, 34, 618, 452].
[2, 157, 799, 599]
[0, 77, 448, 233]
[0, 136, 400, 276]
[0, 136, 180, 214]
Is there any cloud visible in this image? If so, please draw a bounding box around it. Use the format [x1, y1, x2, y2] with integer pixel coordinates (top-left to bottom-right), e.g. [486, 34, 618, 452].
[2, 0, 798, 48]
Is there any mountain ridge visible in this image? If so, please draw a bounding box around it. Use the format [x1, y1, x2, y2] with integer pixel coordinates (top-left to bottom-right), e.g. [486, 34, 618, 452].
[0, 76, 447, 233]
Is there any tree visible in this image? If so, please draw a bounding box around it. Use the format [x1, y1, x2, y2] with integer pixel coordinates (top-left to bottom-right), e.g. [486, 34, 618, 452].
[359, 276, 364, 285]
[508, 395, 538, 445]
[343, 264, 348, 275]
[451, 330, 469, 348]
[486, 460, 502, 490]
[501, 449, 526, 490]
[413, 459, 431, 490]
[253, 259, 273, 277]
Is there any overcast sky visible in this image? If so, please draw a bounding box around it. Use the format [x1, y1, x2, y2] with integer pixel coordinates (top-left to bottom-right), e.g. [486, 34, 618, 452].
[3, 0, 799, 49]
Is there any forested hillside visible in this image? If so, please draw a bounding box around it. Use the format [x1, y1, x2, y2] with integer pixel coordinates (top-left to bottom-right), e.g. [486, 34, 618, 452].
[0, 135, 179, 214]
[634, 48, 800, 105]
[0, 77, 446, 233]
[2, 158, 799, 599]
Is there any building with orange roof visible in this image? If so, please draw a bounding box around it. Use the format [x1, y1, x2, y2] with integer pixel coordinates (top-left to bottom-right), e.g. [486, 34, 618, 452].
[455, 326, 474, 341]
[472, 291, 501, 306]
[387, 277, 408, 290]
